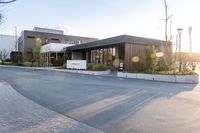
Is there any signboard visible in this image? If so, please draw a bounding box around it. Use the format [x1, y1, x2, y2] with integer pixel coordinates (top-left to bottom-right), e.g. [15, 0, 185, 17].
[67, 60, 87, 70]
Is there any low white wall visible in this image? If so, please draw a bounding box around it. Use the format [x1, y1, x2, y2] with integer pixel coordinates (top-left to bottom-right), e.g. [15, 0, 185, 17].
[64, 69, 111, 75]
[117, 72, 199, 83]
[66, 60, 87, 70]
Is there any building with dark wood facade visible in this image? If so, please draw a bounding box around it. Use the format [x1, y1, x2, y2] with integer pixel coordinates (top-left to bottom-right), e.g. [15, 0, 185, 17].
[65, 35, 172, 71]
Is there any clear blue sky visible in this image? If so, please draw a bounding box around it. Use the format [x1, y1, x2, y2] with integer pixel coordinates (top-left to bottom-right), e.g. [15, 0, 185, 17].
[0, 0, 199, 52]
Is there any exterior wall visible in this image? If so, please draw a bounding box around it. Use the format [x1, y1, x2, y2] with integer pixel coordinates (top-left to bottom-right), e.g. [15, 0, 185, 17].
[0, 34, 16, 59]
[68, 43, 172, 71]
[72, 52, 83, 60]
[86, 50, 90, 63]
[18, 30, 98, 61]
[124, 43, 172, 71]
[124, 43, 146, 71]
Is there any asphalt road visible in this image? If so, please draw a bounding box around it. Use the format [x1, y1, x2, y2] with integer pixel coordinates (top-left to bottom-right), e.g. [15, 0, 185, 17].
[0, 66, 200, 133]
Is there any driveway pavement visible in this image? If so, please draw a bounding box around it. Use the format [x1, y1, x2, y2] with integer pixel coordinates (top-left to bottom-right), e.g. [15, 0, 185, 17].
[0, 66, 200, 133]
[0, 80, 103, 133]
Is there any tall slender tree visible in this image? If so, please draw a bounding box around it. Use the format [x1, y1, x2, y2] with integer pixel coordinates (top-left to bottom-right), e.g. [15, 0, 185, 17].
[33, 38, 42, 66]
[144, 46, 158, 73]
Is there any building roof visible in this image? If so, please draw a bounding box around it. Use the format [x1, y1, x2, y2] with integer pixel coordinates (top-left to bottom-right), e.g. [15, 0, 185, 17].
[21, 30, 98, 41]
[66, 35, 168, 51]
[41, 43, 74, 53]
[33, 27, 64, 35]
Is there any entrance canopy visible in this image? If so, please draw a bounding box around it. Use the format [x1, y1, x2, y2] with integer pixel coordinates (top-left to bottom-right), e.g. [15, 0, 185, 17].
[41, 43, 74, 53]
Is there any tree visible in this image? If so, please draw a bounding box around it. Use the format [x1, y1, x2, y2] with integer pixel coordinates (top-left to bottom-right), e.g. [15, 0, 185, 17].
[160, 0, 173, 70]
[0, 51, 2, 62]
[0, 49, 9, 63]
[0, 13, 3, 25]
[144, 46, 158, 73]
[32, 38, 42, 66]
[0, 0, 16, 3]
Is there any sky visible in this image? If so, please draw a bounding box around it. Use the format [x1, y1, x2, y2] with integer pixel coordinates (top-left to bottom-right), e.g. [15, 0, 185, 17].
[0, 0, 200, 52]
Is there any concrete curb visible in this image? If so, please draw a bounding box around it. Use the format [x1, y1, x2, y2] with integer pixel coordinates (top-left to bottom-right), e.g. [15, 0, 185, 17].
[59, 69, 111, 75]
[0, 65, 111, 76]
[117, 72, 199, 84]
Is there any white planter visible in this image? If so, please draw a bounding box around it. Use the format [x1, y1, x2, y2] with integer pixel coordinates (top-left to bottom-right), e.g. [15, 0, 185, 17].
[175, 75, 199, 83]
[117, 72, 199, 84]
[153, 75, 176, 82]
[65, 69, 111, 75]
[137, 74, 145, 79]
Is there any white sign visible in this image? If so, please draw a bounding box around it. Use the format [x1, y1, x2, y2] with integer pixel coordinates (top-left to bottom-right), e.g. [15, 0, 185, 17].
[67, 60, 87, 70]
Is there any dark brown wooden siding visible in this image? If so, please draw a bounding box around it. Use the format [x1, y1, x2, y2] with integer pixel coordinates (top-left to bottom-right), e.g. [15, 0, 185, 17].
[124, 43, 172, 71]
[124, 43, 146, 71]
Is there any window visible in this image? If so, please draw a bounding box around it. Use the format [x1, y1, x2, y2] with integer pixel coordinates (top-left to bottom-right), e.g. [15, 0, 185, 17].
[51, 38, 59, 41]
[27, 36, 35, 39]
[65, 40, 70, 44]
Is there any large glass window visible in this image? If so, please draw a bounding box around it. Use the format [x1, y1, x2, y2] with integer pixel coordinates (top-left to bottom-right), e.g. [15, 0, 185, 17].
[107, 48, 112, 65]
[95, 49, 100, 63]
[103, 48, 108, 65]
[100, 49, 103, 64]
[90, 47, 116, 66]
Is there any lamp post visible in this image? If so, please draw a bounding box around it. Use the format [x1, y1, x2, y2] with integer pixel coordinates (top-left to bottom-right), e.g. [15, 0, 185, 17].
[177, 28, 183, 72]
[189, 27, 192, 56]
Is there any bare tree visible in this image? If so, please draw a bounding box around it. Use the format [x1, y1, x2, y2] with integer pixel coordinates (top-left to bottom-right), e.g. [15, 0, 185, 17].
[0, 0, 16, 4]
[0, 51, 2, 62]
[0, 0, 16, 24]
[0, 13, 3, 25]
[0, 49, 8, 62]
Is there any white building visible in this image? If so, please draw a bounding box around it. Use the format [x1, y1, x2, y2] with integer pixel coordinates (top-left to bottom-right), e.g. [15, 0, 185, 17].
[0, 34, 16, 59]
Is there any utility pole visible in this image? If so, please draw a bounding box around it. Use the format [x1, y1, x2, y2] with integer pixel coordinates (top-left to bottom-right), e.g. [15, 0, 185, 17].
[169, 19, 173, 41]
[15, 26, 20, 64]
[162, 0, 173, 43]
[164, 0, 168, 42]
[160, 0, 173, 70]
[15, 26, 18, 51]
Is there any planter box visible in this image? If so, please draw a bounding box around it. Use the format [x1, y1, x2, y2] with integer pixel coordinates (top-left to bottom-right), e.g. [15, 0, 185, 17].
[64, 69, 111, 75]
[175, 75, 199, 83]
[117, 72, 199, 84]
[153, 75, 176, 82]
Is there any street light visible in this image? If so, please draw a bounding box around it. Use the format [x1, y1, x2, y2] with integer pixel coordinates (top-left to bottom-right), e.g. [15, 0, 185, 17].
[177, 28, 183, 72]
[188, 26, 192, 56]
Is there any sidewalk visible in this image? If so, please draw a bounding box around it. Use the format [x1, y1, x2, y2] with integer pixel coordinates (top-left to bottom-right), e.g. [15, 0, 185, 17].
[0, 65, 116, 77]
[0, 80, 104, 133]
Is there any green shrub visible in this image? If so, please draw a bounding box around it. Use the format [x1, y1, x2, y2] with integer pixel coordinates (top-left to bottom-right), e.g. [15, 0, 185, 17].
[52, 58, 63, 66]
[87, 63, 108, 71]
[23, 62, 32, 67]
[127, 69, 196, 75]
[3, 61, 12, 65]
[144, 46, 158, 73]
[87, 63, 93, 70]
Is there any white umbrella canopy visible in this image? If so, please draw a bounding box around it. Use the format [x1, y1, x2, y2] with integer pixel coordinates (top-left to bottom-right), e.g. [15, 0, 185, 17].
[41, 43, 74, 53]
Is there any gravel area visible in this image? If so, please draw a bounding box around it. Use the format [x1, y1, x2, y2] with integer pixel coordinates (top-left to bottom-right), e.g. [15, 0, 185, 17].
[0, 80, 104, 133]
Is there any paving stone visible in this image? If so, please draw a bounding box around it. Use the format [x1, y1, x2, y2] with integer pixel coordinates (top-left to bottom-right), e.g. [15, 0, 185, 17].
[0, 81, 104, 133]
